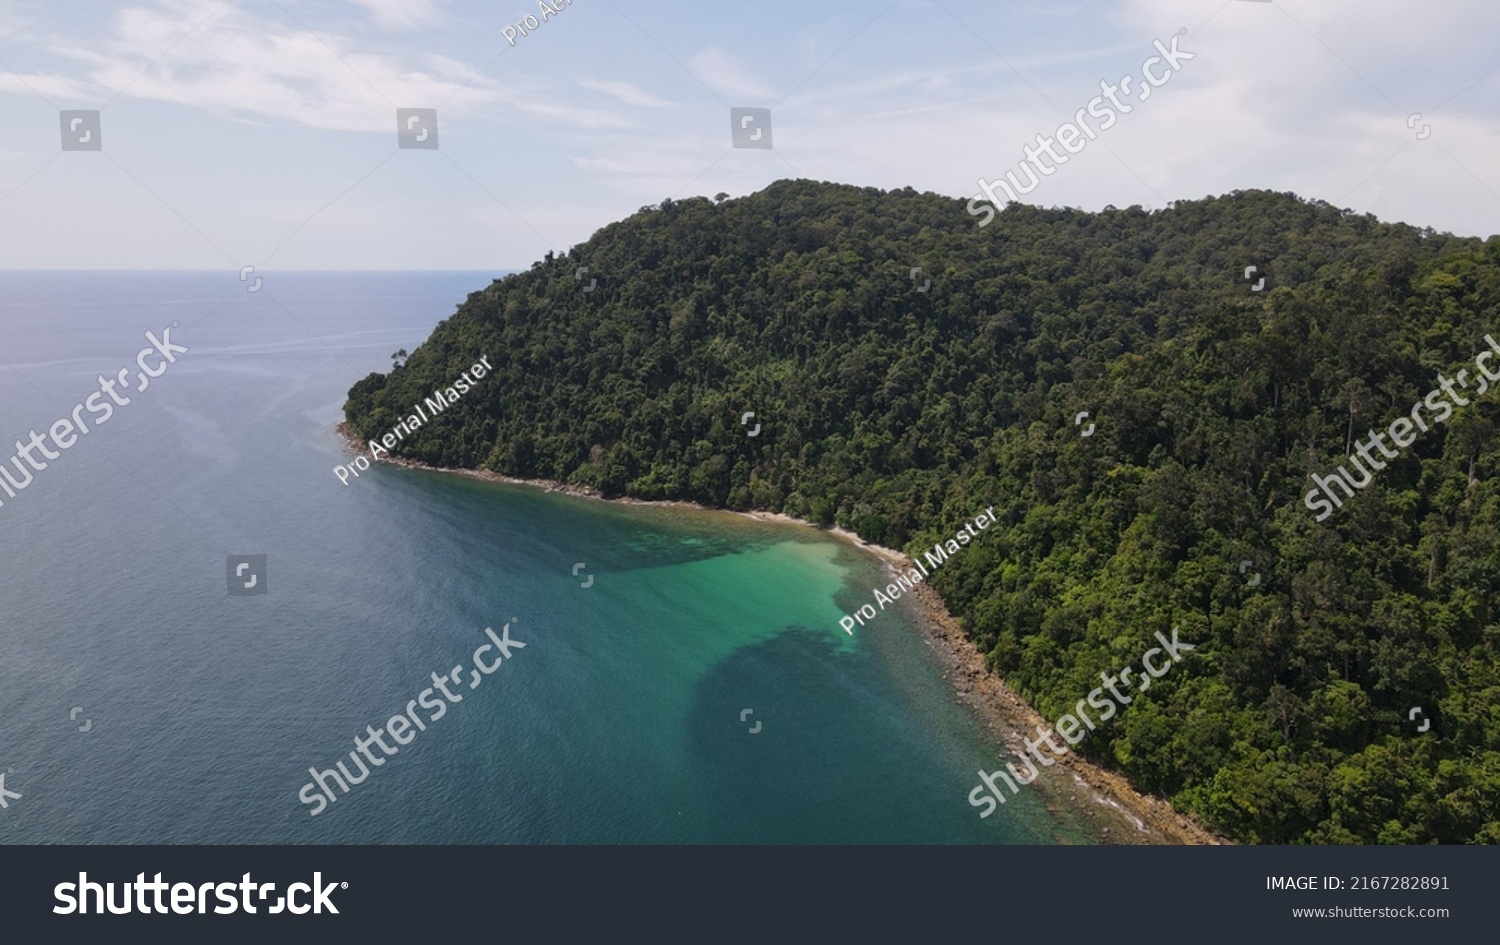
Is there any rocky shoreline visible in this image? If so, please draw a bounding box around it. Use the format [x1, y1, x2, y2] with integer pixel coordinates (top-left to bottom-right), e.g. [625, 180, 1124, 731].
[336, 423, 1225, 845]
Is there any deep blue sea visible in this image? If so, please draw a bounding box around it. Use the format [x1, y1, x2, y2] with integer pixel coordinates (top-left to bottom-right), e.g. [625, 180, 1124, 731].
[0, 271, 1089, 844]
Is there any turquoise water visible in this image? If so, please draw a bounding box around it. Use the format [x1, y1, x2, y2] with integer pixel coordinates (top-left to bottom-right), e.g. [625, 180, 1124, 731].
[0, 272, 1083, 844]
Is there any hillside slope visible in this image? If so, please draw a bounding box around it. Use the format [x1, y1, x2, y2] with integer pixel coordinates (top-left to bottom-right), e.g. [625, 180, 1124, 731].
[346, 180, 1500, 843]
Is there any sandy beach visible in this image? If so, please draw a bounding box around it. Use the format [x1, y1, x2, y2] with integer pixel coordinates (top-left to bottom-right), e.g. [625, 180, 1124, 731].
[338, 423, 1225, 845]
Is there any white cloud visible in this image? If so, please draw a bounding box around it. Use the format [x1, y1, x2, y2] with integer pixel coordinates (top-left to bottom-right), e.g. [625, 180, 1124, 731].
[0, 70, 93, 102]
[49, 0, 501, 131]
[684, 46, 776, 102]
[347, 0, 448, 32]
[575, 76, 677, 109]
[512, 98, 638, 129]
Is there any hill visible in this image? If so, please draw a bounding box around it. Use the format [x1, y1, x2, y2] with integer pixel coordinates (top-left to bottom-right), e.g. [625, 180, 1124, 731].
[345, 180, 1500, 844]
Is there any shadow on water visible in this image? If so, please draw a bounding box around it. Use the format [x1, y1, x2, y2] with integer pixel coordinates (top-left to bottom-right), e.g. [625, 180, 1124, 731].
[681, 626, 1066, 844]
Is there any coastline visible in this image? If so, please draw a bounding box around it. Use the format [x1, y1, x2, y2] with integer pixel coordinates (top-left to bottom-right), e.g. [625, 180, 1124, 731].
[338, 423, 1225, 845]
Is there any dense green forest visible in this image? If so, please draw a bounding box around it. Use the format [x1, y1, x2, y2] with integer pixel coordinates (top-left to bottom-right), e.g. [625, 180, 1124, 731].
[346, 180, 1500, 844]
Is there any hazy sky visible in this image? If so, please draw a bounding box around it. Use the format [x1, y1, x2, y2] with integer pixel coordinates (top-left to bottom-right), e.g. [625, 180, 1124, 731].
[0, 0, 1496, 269]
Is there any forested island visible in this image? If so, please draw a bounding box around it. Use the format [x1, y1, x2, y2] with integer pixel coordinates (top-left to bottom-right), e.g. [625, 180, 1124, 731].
[345, 180, 1500, 844]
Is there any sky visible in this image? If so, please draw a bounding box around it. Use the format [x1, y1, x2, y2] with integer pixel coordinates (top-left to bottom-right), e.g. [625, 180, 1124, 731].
[0, 0, 1496, 269]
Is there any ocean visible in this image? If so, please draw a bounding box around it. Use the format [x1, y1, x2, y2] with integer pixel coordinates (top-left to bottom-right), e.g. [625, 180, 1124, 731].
[0, 271, 1090, 844]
